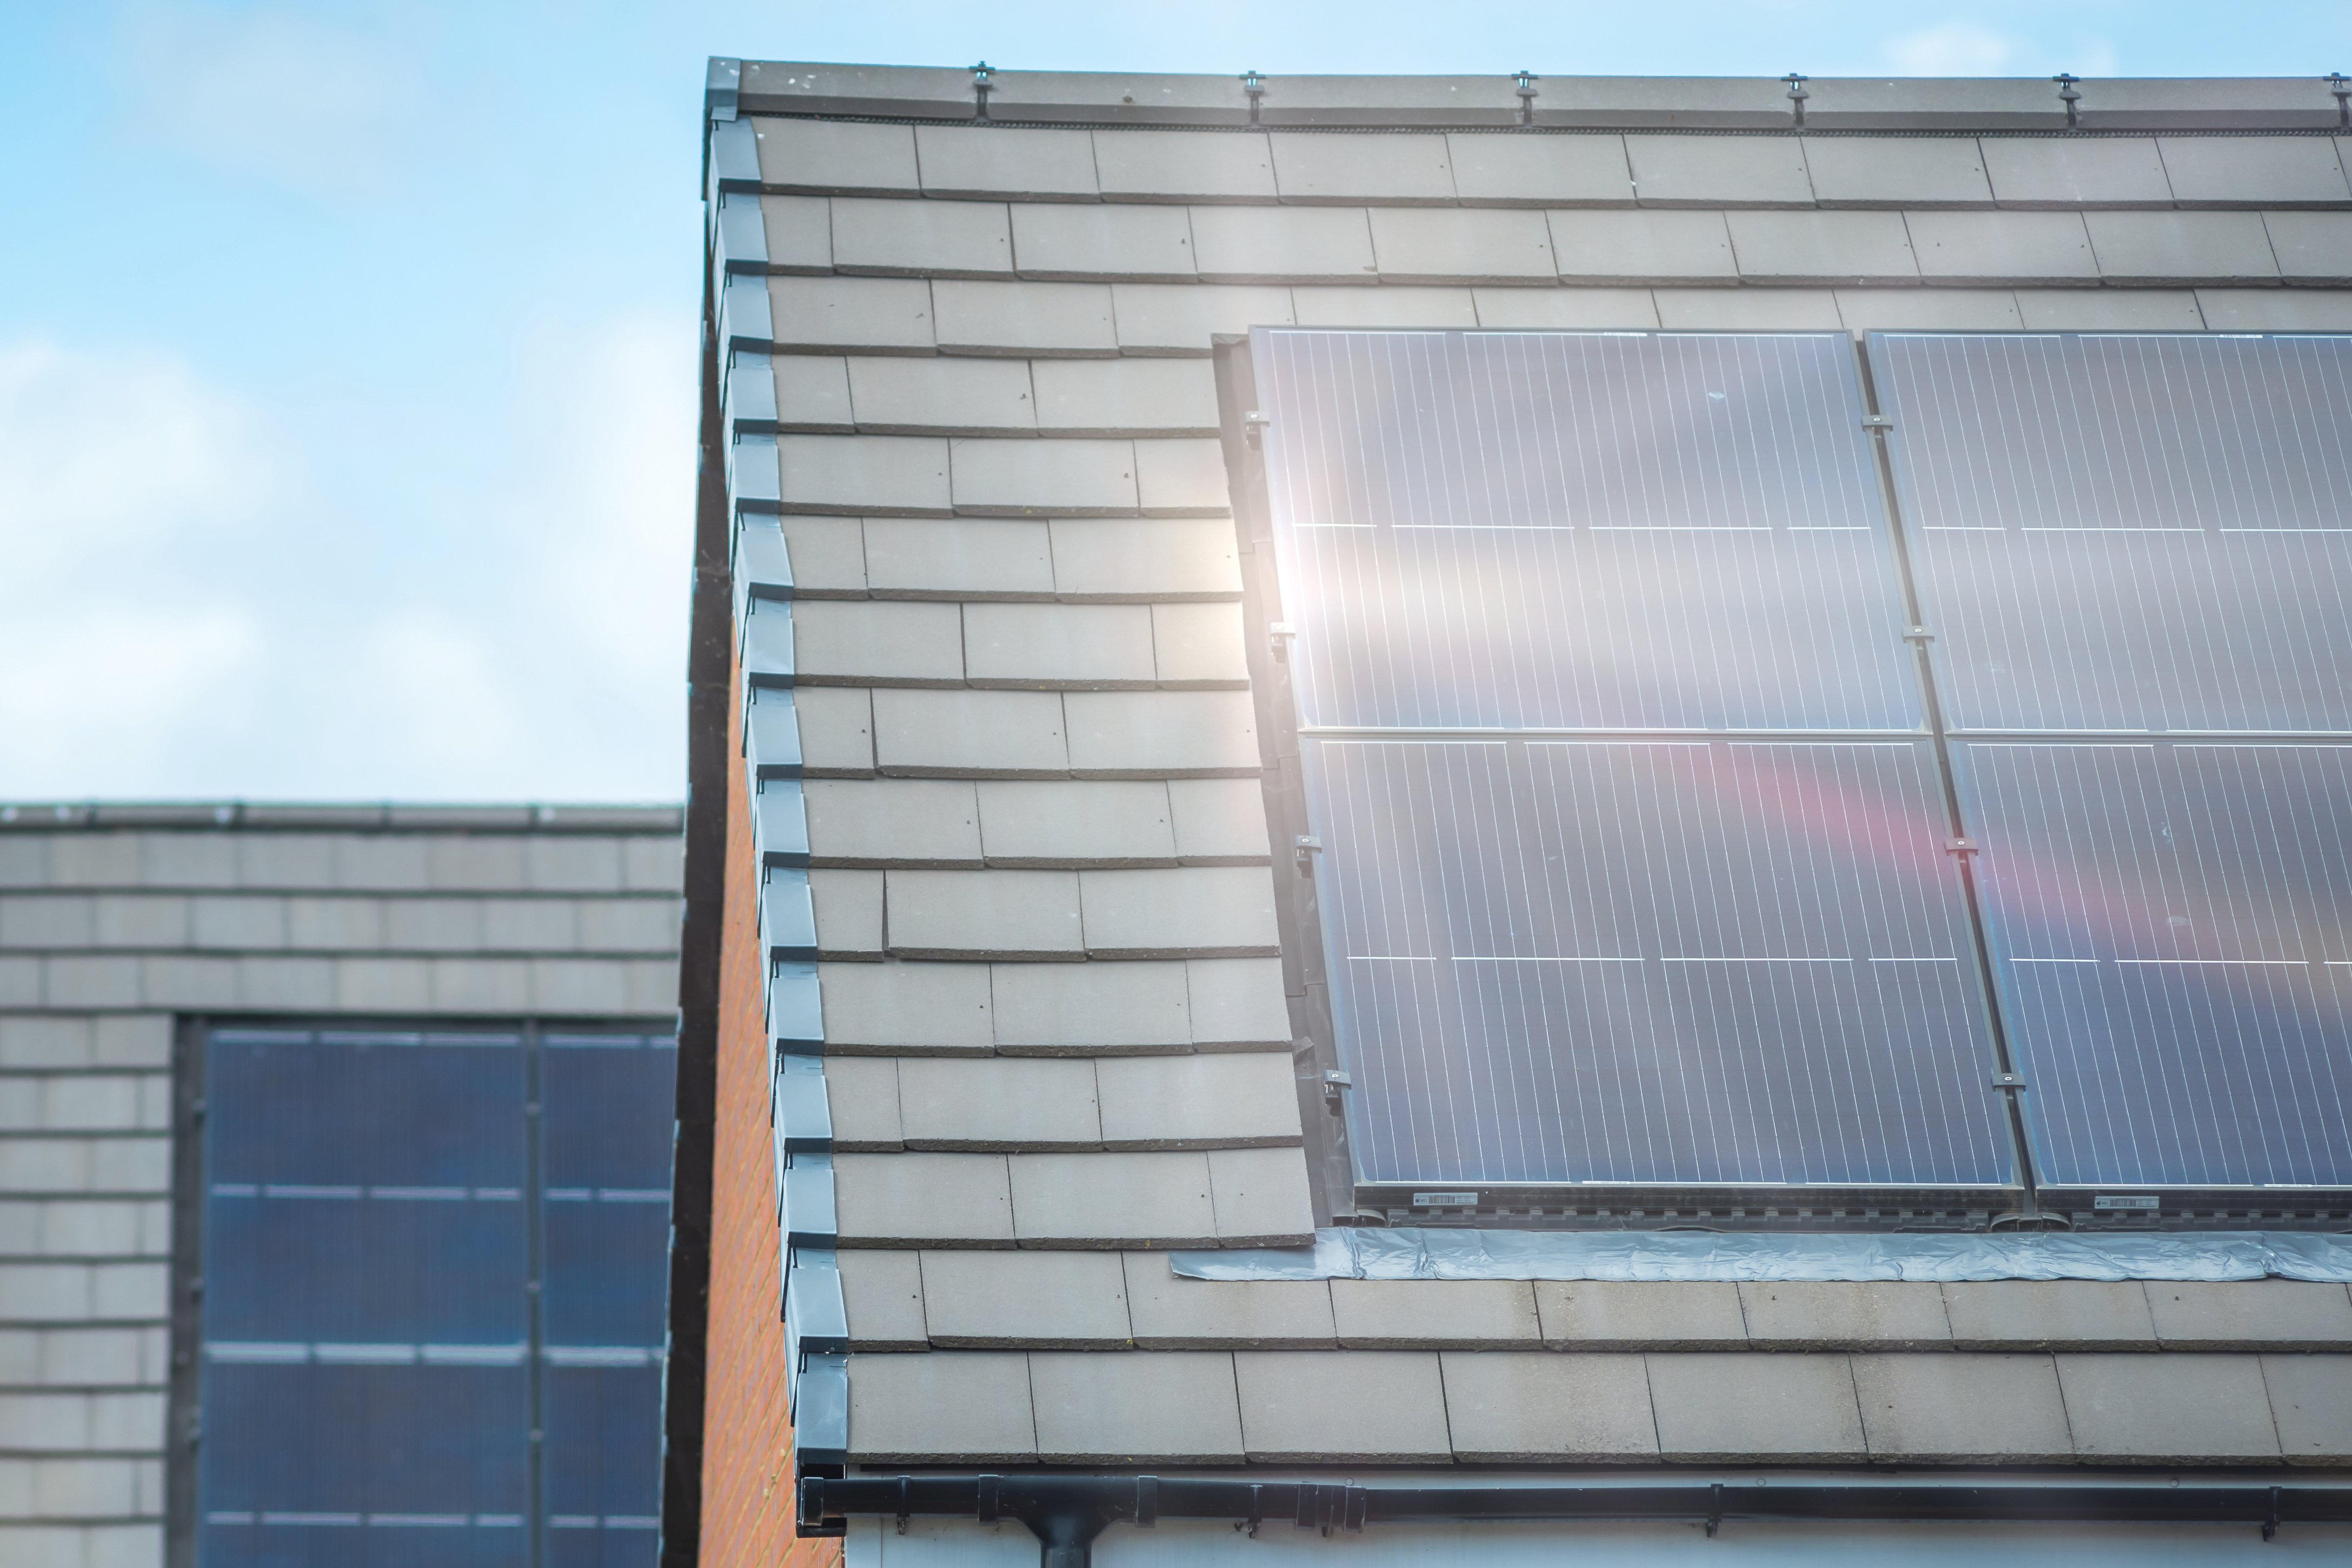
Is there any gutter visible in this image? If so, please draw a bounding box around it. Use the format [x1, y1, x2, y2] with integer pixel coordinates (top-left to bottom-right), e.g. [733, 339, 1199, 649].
[802, 1476, 2352, 1565]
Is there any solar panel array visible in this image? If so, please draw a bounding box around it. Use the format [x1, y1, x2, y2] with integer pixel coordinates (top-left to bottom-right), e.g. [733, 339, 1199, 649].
[198, 1027, 675, 1566]
[1255, 325, 2352, 1195]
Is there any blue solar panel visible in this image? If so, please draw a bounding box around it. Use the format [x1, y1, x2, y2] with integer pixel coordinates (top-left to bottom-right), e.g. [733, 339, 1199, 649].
[1958, 741, 2352, 1187]
[198, 1028, 674, 1564]
[1871, 333, 2352, 734]
[1259, 330, 1921, 732]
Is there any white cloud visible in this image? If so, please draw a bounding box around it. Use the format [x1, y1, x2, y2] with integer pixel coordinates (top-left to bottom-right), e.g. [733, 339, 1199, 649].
[1883, 22, 2018, 75]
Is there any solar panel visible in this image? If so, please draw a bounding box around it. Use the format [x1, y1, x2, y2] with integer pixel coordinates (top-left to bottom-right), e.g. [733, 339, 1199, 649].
[1259, 330, 1921, 732]
[1306, 735, 2012, 1186]
[1871, 333, 2352, 733]
[1959, 740, 2352, 1187]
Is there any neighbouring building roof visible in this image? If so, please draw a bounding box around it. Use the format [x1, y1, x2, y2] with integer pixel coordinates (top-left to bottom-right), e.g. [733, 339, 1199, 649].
[673, 61, 2352, 1564]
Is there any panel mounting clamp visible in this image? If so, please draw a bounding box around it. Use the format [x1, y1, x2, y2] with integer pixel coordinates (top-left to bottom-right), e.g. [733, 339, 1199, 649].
[1990, 1072, 2029, 1090]
[1322, 1068, 1352, 1116]
[1241, 70, 1265, 125]
[1783, 74, 1809, 130]
[1243, 409, 1270, 449]
[1946, 837, 1981, 857]
[1903, 625, 1935, 643]
[972, 61, 994, 119]
[2054, 72, 2082, 129]
[1294, 834, 1324, 872]
[2332, 74, 2351, 130]
[1515, 70, 1539, 126]
[1861, 414, 1893, 430]
[1269, 621, 1297, 659]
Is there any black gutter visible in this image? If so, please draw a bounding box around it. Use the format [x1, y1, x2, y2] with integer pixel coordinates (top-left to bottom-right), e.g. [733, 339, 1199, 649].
[802, 1476, 2352, 1565]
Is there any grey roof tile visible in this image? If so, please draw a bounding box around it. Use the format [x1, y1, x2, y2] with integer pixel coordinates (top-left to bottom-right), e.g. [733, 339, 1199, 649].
[916, 125, 1100, 200]
[1944, 1281, 2157, 1350]
[1134, 438, 1232, 515]
[1904, 209, 2098, 284]
[823, 1055, 905, 1150]
[1472, 286, 1659, 328]
[1079, 867, 1278, 958]
[811, 868, 885, 959]
[1445, 134, 1632, 207]
[1030, 358, 1220, 437]
[1064, 689, 1260, 778]
[1166, 778, 1271, 863]
[1534, 1280, 1747, 1349]
[2086, 209, 2281, 283]
[862, 517, 1054, 600]
[1368, 207, 1556, 283]
[918, 1250, 1131, 1346]
[1049, 517, 1243, 601]
[964, 603, 1158, 689]
[1207, 1146, 1314, 1242]
[1124, 1254, 1334, 1347]
[806, 780, 982, 869]
[794, 686, 876, 776]
[1030, 1350, 1245, 1463]
[1095, 1052, 1300, 1148]
[990, 958, 1192, 1053]
[2195, 288, 2352, 329]
[830, 197, 1014, 278]
[2265, 1353, 2352, 1463]
[1109, 282, 1296, 354]
[897, 1057, 1101, 1149]
[1288, 285, 1478, 328]
[1234, 1350, 1451, 1461]
[844, 356, 1036, 435]
[1652, 287, 1842, 330]
[2150, 1283, 2352, 1350]
[838, 1248, 928, 1348]
[2013, 287, 2205, 330]
[885, 869, 1084, 959]
[2263, 211, 2352, 284]
[759, 193, 835, 271]
[1852, 1353, 2072, 1463]
[1549, 209, 1736, 283]
[815, 959, 995, 1054]
[767, 275, 936, 354]
[1188, 206, 1378, 283]
[779, 434, 951, 516]
[872, 688, 1069, 778]
[1441, 1351, 1658, 1461]
[1627, 134, 1813, 207]
[1152, 602, 1251, 686]
[2158, 135, 2352, 207]
[952, 437, 1138, 515]
[1738, 1282, 1950, 1349]
[780, 515, 870, 596]
[2057, 1353, 2281, 1461]
[1331, 1279, 1540, 1348]
[976, 781, 1177, 868]
[1009, 1150, 1216, 1245]
[1833, 288, 2024, 333]
[750, 117, 921, 195]
[845, 1351, 1034, 1461]
[1648, 1352, 1867, 1461]
[932, 280, 1118, 356]
[1984, 136, 2172, 207]
[1726, 209, 1919, 284]
[792, 600, 964, 684]
[1011, 204, 1197, 282]
[1182, 956, 1292, 1047]
[1092, 131, 1278, 203]
[772, 356, 854, 432]
[1803, 138, 1993, 208]
[833, 1152, 1014, 1245]
[1268, 134, 1455, 204]
[1798, 77, 2061, 129]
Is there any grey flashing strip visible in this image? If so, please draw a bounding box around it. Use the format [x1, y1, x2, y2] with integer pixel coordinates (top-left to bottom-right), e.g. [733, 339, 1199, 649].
[740, 596, 794, 688]
[1173, 1226, 2352, 1283]
[774, 1054, 832, 1153]
[726, 353, 779, 440]
[0, 801, 683, 833]
[714, 191, 767, 275]
[748, 778, 809, 868]
[758, 867, 816, 962]
[743, 688, 802, 779]
[780, 1153, 837, 1248]
[766, 961, 823, 1056]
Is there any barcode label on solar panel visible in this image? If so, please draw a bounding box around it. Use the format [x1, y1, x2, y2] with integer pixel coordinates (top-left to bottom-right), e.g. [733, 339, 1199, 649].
[1412, 1192, 1479, 1206]
[2093, 1195, 2161, 1211]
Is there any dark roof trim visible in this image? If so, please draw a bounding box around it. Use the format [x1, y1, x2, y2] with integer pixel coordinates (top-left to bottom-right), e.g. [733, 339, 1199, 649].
[0, 801, 685, 833]
[730, 60, 2352, 132]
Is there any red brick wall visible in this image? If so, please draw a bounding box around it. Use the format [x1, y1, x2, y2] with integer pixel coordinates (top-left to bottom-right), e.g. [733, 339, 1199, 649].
[701, 653, 841, 1567]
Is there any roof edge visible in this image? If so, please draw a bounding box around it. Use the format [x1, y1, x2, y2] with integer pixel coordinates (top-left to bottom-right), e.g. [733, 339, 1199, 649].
[0, 801, 686, 833]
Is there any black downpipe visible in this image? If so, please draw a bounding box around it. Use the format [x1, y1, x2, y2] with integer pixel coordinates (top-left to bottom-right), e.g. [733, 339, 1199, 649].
[805, 1475, 2351, 1564]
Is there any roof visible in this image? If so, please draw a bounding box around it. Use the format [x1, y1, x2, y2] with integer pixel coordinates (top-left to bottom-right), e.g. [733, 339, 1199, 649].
[675, 63, 2352, 1556]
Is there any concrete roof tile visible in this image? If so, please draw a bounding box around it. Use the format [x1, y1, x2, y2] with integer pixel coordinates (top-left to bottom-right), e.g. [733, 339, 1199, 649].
[975, 781, 1178, 868]
[885, 868, 1084, 960]
[1802, 137, 1993, 208]
[2264, 1353, 2352, 1463]
[1626, 134, 1814, 207]
[1092, 131, 1279, 203]
[916, 125, 1100, 201]
[1833, 287, 2024, 334]
[1095, 1052, 1300, 1148]
[1048, 517, 1244, 601]
[932, 280, 1118, 357]
[810, 868, 885, 959]
[846, 1351, 1034, 1461]
[989, 958, 1193, 1053]
[845, 356, 1037, 435]
[2149, 1282, 2352, 1350]
[1289, 285, 1478, 328]
[1368, 207, 1556, 283]
[830, 197, 1014, 279]
[1031, 358, 1220, 437]
[833, 1152, 1014, 1245]
[1110, 282, 1295, 355]
[778, 434, 951, 516]
[1944, 1281, 2157, 1350]
[1188, 206, 1378, 283]
[1441, 1351, 1658, 1461]
[1009, 1150, 1217, 1245]
[861, 517, 1054, 601]
[1268, 133, 1456, 204]
[1649, 1352, 1867, 1460]
[1030, 1350, 1246, 1463]
[1445, 133, 1632, 206]
[759, 193, 835, 271]
[764, 274, 939, 354]
[1124, 1254, 1334, 1347]
[1166, 778, 1270, 863]
[1135, 437, 1233, 515]
[1904, 209, 2097, 284]
[1725, 209, 1919, 284]
[1652, 287, 1842, 330]
[1012, 203, 1197, 281]
[2057, 1352, 2282, 1460]
[872, 688, 1070, 778]
[1738, 1281, 1951, 1350]
[1183, 957, 1292, 1048]
[1535, 1280, 1746, 1349]
[1331, 1279, 1540, 1347]
[750, 117, 921, 195]
[773, 356, 855, 432]
[918, 1250, 1131, 1346]
[1078, 866, 1279, 958]
[1851, 1353, 2073, 1463]
[1549, 209, 1736, 283]
[2085, 209, 2281, 283]
[2262, 211, 2352, 284]
[1207, 1145, 1314, 1243]
[1983, 136, 2172, 207]
[951, 437, 1139, 515]
[964, 603, 1159, 690]
[823, 1055, 905, 1150]
[896, 1057, 1101, 1149]
[1150, 601, 1248, 688]
[1234, 1350, 1451, 1461]
[837, 1248, 928, 1348]
[792, 600, 965, 684]
[2012, 287, 2205, 330]
[793, 686, 877, 776]
[816, 959, 994, 1055]
[2195, 288, 2352, 329]
[1471, 286, 1659, 329]
[2158, 136, 2352, 205]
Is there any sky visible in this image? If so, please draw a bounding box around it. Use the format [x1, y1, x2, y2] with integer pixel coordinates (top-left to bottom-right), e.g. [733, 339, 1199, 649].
[2, 2, 2347, 805]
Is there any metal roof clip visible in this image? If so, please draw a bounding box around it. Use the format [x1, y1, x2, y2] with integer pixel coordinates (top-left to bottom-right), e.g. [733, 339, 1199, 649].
[1515, 70, 1539, 127]
[1903, 624, 1935, 642]
[1323, 1068, 1352, 1117]
[1268, 621, 1297, 659]
[1946, 837, 1981, 857]
[1241, 70, 1266, 126]
[2054, 72, 2083, 129]
[1783, 73, 1809, 130]
[1861, 414, 1893, 430]
[972, 61, 994, 120]
[1294, 834, 1324, 872]
[1243, 409, 1271, 448]
[2331, 73, 2350, 130]
[1990, 1072, 2029, 1090]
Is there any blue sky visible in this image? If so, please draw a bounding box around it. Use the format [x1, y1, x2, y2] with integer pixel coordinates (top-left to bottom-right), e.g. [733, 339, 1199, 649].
[2, 2, 2346, 803]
